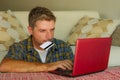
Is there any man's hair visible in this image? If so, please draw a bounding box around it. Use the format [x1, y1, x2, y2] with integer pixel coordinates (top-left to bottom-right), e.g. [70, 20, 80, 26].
[28, 6, 56, 28]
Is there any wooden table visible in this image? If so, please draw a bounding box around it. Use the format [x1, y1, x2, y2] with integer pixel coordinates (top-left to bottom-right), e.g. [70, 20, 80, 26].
[0, 66, 120, 80]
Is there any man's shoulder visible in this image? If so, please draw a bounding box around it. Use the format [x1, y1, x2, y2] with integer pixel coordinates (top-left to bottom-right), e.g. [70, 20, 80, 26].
[11, 37, 30, 47]
[53, 38, 69, 47]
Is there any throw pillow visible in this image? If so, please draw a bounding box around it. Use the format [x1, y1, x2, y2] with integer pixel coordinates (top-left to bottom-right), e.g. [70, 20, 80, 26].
[66, 16, 120, 45]
[0, 10, 28, 51]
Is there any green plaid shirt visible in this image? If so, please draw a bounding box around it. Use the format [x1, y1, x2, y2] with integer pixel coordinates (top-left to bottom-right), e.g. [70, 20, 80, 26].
[5, 36, 74, 63]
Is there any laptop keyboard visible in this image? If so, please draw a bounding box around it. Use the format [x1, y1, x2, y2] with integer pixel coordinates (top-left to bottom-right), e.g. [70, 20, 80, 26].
[55, 68, 72, 75]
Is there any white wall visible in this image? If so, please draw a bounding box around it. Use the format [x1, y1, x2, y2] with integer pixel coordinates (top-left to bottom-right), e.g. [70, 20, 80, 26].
[0, 0, 120, 19]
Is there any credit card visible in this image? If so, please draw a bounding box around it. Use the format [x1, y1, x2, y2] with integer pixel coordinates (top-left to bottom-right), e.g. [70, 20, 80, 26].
[40, 41, 54, 50]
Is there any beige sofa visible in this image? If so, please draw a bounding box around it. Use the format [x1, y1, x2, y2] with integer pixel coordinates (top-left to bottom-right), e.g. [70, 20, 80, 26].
[0, 11, 120, 67]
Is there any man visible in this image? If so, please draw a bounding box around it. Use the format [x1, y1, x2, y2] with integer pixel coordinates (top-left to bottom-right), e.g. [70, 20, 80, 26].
[0, 6, 74, 72]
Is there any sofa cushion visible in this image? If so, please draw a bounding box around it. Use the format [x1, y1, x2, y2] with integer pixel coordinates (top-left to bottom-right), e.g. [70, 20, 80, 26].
[0, 10, 28, 51]
[66, 16, 120, 45]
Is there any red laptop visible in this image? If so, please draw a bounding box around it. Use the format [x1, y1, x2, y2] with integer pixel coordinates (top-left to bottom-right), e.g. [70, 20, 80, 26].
[50, 37, 112, 77]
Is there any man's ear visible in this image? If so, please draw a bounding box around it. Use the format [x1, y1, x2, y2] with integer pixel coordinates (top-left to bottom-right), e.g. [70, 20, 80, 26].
[27, 26, 33, 35]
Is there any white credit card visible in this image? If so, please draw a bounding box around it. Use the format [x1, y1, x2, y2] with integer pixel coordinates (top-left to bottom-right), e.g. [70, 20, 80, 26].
[40, 41, 54, 50]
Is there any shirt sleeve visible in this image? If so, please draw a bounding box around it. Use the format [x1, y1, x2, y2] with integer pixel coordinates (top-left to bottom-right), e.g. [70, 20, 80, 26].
[4, 43, 24, 60]
[64, 44, 74, 62]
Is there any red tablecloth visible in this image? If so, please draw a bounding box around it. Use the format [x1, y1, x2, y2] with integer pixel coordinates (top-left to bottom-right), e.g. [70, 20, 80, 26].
[0, 66, 120, 80]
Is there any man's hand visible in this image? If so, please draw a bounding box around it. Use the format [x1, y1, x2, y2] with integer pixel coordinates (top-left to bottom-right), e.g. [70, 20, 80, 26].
[44, 59, 73, 72]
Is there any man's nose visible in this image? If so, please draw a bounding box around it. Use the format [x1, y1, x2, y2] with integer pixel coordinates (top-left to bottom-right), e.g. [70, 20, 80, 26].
[46, 31, 52, 40]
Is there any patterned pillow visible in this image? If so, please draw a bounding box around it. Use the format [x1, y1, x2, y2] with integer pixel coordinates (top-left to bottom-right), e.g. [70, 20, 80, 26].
[66, 16, 120, 45]
[0, 10, 28, 51]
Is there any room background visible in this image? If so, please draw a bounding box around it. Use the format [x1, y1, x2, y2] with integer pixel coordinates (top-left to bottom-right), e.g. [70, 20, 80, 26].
[0, 0, 120, 19]
[0, 0, 120, 69]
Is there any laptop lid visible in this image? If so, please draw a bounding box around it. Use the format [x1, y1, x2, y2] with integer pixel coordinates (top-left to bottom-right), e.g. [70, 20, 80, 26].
[72, 37, 112, 76]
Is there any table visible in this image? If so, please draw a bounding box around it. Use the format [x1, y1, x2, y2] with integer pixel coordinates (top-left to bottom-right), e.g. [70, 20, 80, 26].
[0, 66, 120, 80]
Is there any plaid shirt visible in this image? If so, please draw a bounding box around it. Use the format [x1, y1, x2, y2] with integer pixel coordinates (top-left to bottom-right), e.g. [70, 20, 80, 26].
[5, 36, 74, 63]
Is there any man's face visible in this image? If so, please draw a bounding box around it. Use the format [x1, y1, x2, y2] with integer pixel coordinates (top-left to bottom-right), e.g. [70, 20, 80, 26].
[28, 20, 55, 47]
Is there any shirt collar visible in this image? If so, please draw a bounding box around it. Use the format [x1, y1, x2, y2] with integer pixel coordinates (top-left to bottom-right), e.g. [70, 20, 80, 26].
[27, 35, 34, 53]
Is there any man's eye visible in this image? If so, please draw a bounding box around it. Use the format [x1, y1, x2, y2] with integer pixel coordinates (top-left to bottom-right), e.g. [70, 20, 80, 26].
[40, 30, 46, 32]
[51, 28, 55, 31]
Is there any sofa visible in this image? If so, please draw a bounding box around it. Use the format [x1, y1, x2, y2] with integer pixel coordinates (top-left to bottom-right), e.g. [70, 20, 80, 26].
[0, 10, 120, 67]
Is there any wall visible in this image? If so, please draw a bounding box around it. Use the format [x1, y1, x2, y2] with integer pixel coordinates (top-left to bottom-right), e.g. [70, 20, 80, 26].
[0, 0, 120, 19]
